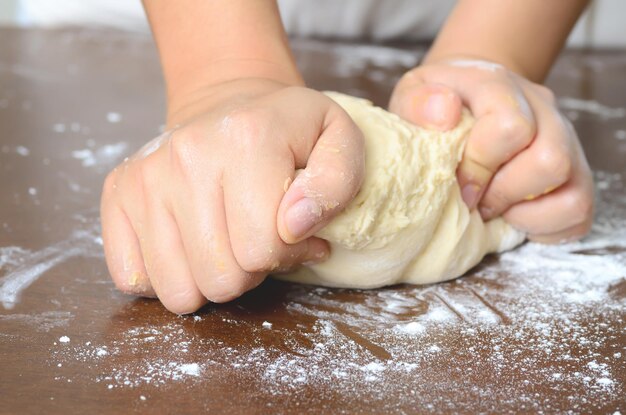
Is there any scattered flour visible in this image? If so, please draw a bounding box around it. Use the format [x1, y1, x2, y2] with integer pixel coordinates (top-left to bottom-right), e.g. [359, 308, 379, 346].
[52, 323, 206, 388]
[393, 321, 425, 335]
[106, 112, 122, 123]
[46, 170, 624, 413]
[15, 146, 30, 156]
[179, 363, 201, 377]
[0, 36, 622, 413]
[0, 311, 73, 332]
[71, 142, 128, 168]
[0, 221, 104, 309]
[558, 97, 626, 119]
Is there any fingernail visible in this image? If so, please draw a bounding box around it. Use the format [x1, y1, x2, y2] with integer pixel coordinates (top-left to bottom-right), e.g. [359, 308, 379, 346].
[285, 198, 323, 240]
[461, 183, 482, 209]
[423, 92, 456, 129]
[424, 94, 445, 125]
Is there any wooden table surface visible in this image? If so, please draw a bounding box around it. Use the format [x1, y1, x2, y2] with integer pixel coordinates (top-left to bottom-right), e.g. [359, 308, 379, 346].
[0, 28, 624, 414]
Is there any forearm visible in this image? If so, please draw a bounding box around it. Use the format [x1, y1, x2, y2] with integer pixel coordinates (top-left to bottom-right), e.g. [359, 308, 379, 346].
[143, 0, 302, 123]
[425, 0, 590, 82]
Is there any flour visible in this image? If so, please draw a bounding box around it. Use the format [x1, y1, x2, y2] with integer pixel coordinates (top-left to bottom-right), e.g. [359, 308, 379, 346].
[292, 39, 421, 95]
[178, 363, 201, 377]
[106, 112, 122, 123]
[15, 146, 30, 156]
[51, 322, 207, 388]
[0, 311, 73, 332]
[71, 142, 128, 168]
[45, 170, 624, 412]
[0, 223, 104, 309]
[558, 97, 626, 119]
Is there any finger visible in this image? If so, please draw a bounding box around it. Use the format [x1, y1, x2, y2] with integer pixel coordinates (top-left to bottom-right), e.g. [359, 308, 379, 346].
[213, 95, 331, 274]
[478, 101, 577, 220]
[408, 64, 538, 209]
[456, 81, 537, 209]
[101, 171, 154, 297]
[119, 157, 206, 314]
[164, 129, 275, 304]
[170, 167, 267, 303]
[501, 162, 594, 238]
[142, 203, 206, 314]
[223, 152, 331, 273]
[277, 95, 366, 244]
[389, 72, 463, 130]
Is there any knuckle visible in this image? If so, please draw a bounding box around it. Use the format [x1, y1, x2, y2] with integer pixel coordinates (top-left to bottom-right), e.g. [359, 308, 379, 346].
[102, 171, 118, 200]
[169, 131, 199, 179]
[137, 159, 157, 190]
[125, 163, 153, 208]
[564, 190, 594, 225]
[483, 187, 511, 212]
[534, 84, 556, 104]
[498, 112, 535, 147]
[238, 250, 281, 274]
[536, 148, 572, 184]
[201, 272, 252, 303]
[223, 107, 272, 148]
[236, 238, 283, 273]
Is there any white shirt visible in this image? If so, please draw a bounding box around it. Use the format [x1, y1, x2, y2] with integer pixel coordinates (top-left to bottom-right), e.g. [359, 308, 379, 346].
[12, 0, 625, 47]
[16, 0, 454, 40]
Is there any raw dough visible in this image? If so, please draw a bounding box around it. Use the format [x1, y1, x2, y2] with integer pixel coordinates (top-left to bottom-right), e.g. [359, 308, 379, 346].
[279, 92, 525, 288]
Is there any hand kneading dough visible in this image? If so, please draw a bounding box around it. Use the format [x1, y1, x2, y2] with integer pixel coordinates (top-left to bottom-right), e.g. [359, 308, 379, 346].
[278, 92, 526, 289]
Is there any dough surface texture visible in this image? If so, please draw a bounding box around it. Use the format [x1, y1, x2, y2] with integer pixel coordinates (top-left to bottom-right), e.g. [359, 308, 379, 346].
[279, 92, 525, 288]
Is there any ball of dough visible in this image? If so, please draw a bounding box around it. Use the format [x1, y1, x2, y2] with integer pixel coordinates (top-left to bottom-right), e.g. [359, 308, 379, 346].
[278, 92, 525, 288]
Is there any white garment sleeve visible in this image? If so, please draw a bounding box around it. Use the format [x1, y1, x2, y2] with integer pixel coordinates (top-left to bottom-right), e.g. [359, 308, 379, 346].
[277, 0, 455, 41]
[15, 0, 452, 40]
[16, 0, 149, 32]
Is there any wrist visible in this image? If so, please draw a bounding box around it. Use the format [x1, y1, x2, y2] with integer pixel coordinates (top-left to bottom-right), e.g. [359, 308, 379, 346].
[145, 0, 304, 125]
[165, 77, 293, 128]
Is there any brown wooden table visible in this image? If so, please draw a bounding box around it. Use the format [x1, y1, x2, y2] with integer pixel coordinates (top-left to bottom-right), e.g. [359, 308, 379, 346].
[0, 28, 624, 414]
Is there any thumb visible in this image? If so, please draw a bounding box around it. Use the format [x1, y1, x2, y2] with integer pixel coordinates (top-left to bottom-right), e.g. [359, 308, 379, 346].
[277, 105, 366, 244]
[390, 74, 462, 131]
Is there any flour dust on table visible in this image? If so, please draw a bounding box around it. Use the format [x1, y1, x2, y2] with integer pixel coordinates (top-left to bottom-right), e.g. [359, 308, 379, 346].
[49, 141, 625, 415]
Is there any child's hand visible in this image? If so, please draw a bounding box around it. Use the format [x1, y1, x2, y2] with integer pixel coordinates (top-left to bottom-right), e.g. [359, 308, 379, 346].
[101, 80, 365, 314]
[389, 58, 594, 243]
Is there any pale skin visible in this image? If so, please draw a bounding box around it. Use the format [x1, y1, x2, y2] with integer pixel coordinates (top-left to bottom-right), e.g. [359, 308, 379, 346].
[101, 0, 594, 314]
